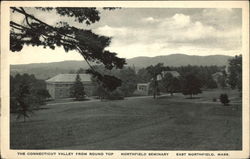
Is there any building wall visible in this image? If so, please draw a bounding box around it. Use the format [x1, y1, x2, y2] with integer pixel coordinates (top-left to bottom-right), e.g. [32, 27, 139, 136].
[54, 83, 72, 99]
[136, 83, 150, 95]
[83, 84, 95, 97]
[46, 82, 95, 99]
[46, 83, 56, 99]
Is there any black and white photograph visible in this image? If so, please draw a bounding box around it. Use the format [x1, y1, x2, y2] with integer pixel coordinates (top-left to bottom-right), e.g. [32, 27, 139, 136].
[1, 1, 249, 159]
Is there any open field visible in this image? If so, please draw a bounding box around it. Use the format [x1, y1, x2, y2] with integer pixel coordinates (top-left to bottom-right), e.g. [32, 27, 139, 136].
[10, 89, 242, 150]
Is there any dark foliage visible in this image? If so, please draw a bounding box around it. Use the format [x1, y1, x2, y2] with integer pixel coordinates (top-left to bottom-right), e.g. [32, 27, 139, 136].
[182, 73, 202, 98]
[89, 65, 136, 98]
[160, 73, 181, 96]
[10, 74, 50, 121]
[228, 55, 242, 90]
[206, 77, 218, 89]
[70, 74, 86, 100]
[146, 63, 164, 99]
[10, 7, 126, 91]
[136, 68, 152, 83]
[118, 67, 137, 97]
[170, 65, 223, 88]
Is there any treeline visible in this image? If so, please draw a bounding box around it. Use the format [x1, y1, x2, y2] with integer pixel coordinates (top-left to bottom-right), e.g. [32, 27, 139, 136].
[10, 74, 50, 120]
[73, 65, 223, 99]
[81, 55, 241, 99]
[137, 65, 224, 89]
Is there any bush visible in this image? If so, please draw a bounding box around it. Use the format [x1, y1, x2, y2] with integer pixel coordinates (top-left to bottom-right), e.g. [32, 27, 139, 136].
[107, 89, 124, 100]
[219, 94, 230, 106]
[212, 97, 217, 102]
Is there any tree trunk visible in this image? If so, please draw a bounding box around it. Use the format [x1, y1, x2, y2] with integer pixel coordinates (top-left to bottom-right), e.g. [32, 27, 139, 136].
[153, 78, 156, 99]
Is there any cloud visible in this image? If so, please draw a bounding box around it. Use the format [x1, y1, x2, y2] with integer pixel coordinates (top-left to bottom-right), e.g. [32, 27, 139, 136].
[171, 13, 191, 28]
[94, 12, 241, 58]
[10, 8, 242, 64]
[141, 17, 159, 23]
[94, 25, 128, 37]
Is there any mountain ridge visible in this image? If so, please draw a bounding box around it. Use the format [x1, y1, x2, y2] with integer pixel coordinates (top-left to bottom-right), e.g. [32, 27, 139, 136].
[11, 54, 233, 79]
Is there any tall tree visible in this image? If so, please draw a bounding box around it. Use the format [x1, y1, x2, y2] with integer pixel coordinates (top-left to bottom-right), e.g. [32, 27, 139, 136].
[146, 63, 164, 99]
[228, 55, 242, 90]
[70, 74, 85, 100]
[10, 73, 50, 117]
[218, 70, 227, 89]
[10, 7, 126, 91]
[161, 73, 181, 96]
[118, 67, 137, 97]
[182, 73, 202, 98]
[137, 68, 151, 83]
[11, 75, 34, 122]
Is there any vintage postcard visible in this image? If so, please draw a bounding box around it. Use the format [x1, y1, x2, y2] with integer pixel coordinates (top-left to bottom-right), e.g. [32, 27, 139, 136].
[1, 1, 249, 159]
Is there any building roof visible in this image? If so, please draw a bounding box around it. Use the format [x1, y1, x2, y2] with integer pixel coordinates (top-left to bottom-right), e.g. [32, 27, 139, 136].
[46, 74, 91, 83]
[137, 83, 150, 86]
[157, 71, 180, 81]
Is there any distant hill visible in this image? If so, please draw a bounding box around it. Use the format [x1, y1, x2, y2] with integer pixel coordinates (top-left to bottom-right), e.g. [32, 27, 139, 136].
[127, 54, 232, 68]
[10, 54, 232, 79]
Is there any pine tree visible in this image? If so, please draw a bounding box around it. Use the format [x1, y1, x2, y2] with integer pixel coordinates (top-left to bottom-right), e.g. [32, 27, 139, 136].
[70, 74, 85, 100]
[15, 80, 34, 122]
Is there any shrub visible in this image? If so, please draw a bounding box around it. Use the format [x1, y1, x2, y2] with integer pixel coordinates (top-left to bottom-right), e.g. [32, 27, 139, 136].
[219, 93, 230, 106]
[107, 89, 124, 100]
[212, 97, 217, 102]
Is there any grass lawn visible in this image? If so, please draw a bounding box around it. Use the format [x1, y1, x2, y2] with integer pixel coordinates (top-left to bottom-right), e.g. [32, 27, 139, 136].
[10, 89, 242, 150]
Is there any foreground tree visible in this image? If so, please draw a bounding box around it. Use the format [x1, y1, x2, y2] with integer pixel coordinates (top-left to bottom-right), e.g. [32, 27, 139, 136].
[10, 7, 126, 91]
[182, 73, 202, 98]
[70, 74, 85, 100]
[10, 74, 50, 121]
[10, 75, 34, 122]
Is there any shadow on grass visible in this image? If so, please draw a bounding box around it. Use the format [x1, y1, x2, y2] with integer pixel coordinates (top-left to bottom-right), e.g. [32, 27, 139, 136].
[73, 98, 90, 101]
[12, 119, 46, 124]
[33, 107, 50, 110]
[185, 97, 201, 99]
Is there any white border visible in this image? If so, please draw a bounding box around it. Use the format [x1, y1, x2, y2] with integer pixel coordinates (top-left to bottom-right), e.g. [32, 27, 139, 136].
[1, 1, 249, 159]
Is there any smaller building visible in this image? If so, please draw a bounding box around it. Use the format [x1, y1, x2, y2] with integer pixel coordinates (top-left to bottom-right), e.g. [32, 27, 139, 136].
[46, 74, 94, 99]
[136, 83, 150, 95]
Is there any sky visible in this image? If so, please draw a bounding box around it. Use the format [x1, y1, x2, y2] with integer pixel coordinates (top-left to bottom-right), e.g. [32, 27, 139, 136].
[9, 8, 242, 64]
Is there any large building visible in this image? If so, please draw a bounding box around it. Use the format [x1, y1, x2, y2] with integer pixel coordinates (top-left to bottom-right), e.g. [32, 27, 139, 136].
[46, 74, 94, 99]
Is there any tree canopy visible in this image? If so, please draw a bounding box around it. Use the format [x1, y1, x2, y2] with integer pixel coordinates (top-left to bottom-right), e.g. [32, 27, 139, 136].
[10, 74, 50, 121]
[160, 73, 181, 96]
[228, 55, 242, 90]
[182, 73, 202, 98]
[70, 74, 86, 100]
[146, 63, 164, 98]
[10, 7, 126, 91]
